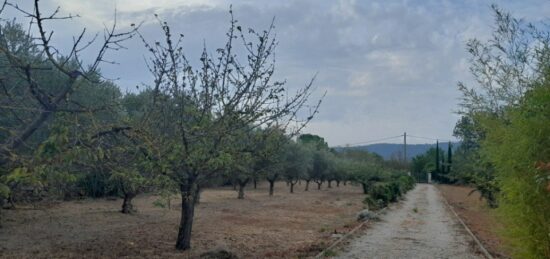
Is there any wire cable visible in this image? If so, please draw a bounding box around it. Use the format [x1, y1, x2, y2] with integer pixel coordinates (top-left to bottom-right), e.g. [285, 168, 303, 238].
[336, 134, 404, 147]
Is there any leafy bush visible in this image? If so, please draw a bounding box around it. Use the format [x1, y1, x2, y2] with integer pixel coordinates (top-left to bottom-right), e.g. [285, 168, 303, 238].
[480, 84, 550, 258]
[78, 171, 111, 198]
[363, 175, 415, 210]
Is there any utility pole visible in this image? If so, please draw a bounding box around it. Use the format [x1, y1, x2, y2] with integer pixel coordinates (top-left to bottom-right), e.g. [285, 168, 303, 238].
[403, 132, 407, 163]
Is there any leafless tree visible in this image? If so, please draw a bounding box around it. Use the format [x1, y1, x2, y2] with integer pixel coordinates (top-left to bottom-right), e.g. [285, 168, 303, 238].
[137, 9, 323, 250]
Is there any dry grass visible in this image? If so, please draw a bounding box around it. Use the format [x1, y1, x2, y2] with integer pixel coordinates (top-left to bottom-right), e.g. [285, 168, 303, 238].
[437, 184, 511, 258]
[0, 182, 364, 258]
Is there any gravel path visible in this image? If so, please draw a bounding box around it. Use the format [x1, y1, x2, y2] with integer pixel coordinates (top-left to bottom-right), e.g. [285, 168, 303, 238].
[335, 184, 483, 259]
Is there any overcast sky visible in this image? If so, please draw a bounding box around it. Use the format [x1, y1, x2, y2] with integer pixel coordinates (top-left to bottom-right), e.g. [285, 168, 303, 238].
[7, 0, 549, 146]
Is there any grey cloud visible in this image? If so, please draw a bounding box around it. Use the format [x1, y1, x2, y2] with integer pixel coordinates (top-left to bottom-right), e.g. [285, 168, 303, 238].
[6, 0, 548, 146]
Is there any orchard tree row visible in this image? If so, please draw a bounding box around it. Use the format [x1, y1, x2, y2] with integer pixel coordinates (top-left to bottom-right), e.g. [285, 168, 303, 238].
[0, 0, 320, 250]
[0, 1, 414, 251]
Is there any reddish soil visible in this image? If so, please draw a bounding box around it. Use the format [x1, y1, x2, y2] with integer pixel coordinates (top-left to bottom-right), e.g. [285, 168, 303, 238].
[437, 184, 511, 258]
[0, 182, 364, 258]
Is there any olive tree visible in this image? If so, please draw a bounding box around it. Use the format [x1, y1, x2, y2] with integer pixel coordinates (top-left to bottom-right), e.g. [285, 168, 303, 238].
[254, 128, 288, 196]
[350, 161, 384, 194]
[137, 11, 321, 250]
[282, 141, 311, 193]
[311, 150, 330, 190]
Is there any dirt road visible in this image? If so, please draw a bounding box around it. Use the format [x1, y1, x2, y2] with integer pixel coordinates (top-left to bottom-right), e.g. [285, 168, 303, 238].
[335, 184, 483, 259]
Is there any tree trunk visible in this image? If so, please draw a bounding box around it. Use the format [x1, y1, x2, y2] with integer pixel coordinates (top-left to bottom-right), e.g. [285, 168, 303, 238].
[336, 180, 340, 187]
[328, 180, 332, 188]
[195, 189, 201, 204]
[317, 182, 322, 190]
[253, 179, 257, 189]
[175, 183, 198, 250]
[290, 182, 295, 193]
[269, 180, 275, 196]
[343, 181, 347, 186]
[121, 193, 136, 214]
[298, 180, 301, 185]
[286, 181, 290, 186]
[0, 77, 78, 167]
[238, 183, 246, 199]
[238, 185, 245, 199]
[305, 180, 310, 191]
[0, 199, 3, 228]
[361, 183, 368, 194]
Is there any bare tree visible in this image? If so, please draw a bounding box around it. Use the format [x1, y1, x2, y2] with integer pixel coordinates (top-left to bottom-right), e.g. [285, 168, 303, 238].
[137, 9, 322, 250]
[0, 0, 136, 223]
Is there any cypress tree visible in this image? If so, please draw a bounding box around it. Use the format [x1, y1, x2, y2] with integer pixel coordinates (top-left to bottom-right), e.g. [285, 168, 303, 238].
[441, 152, 446, 174]
[435, 140, 440, 175]
[447, 142, 452, 175]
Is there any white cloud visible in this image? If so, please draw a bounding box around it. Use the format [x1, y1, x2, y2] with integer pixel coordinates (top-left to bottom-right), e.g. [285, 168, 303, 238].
[49, 0, 221, 29]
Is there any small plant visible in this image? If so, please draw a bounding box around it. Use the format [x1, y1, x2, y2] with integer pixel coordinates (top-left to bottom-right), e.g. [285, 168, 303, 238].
[413, 207, 418, 213]
[323, 249, 337, 257]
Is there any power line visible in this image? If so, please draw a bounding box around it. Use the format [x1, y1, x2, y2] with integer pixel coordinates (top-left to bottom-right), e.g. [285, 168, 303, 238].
[335, 133, 456, 148]
[407, 134, 454, 143]
[336, 134, 404, 147]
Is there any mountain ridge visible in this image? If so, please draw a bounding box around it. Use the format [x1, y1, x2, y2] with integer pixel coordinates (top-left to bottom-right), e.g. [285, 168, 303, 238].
[334, 142, 459, 160]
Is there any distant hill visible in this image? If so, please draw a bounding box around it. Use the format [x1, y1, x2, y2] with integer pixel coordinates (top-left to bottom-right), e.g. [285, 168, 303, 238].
[334, 142, 459, 161]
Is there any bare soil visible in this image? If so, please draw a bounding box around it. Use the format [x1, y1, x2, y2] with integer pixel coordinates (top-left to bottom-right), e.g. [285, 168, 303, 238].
[437, 184, 511, 258]
[0, 182, 364, 258]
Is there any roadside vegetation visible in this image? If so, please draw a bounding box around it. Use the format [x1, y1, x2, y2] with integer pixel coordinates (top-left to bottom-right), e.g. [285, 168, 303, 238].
[410, 5, 550, 258]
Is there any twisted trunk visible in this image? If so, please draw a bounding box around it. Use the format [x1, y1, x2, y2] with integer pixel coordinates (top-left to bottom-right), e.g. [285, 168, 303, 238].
[121, 193, 136, 214]
[237, 179, 249, 199]
[315, 180, 323, 190]
[290, 181, 296, 193]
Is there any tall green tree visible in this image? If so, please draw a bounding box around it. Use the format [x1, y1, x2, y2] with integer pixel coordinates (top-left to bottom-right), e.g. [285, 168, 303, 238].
[456, 5, 550, 257]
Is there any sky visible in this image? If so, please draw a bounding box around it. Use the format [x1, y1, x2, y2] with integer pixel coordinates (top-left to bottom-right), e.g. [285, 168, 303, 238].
[5, 0, 549, 146]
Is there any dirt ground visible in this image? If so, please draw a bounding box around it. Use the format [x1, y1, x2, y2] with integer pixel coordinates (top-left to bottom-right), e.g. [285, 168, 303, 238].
[437, 184, 510, 258]
[0, 182, 364, 258]
[334, 184, 483, 259]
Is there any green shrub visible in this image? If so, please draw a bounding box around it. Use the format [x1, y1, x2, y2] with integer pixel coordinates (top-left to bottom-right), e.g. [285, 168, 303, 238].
[396, 175, 415, 193]
[363, 175, 416, 210]
[78, 171, 111, 198]
[480, 84, 550, 258]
